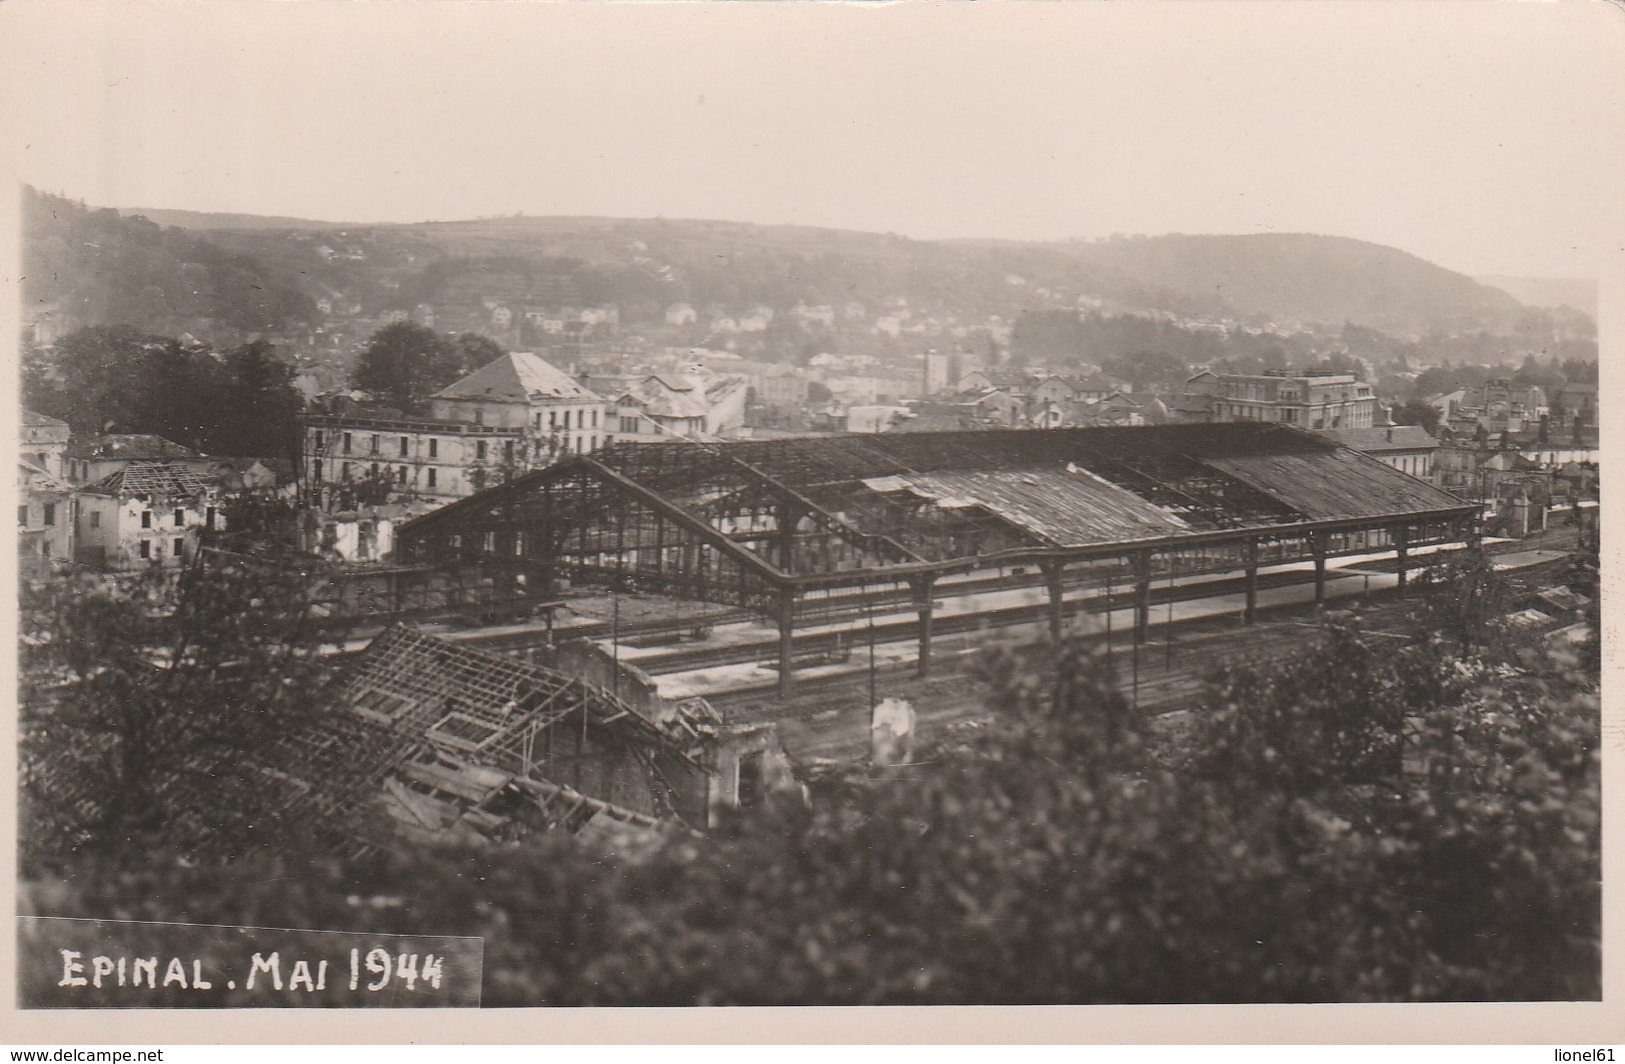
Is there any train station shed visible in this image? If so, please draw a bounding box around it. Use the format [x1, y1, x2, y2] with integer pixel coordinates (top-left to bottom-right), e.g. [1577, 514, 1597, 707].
[397, 424, 1479, 693]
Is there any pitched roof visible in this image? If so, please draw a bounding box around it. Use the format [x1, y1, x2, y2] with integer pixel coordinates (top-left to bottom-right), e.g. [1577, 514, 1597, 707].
[434, 351, 599, 402]
[18, 459, 69, 493]
[1317, 425, 1439, 452]
[84, 462, 211, 497]
[21, 410, 68, 429]
[65, 434, 203, 462]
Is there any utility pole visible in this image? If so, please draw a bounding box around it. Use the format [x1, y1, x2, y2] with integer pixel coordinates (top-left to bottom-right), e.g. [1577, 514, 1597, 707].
[867, 592, 878, 712]
[611, 584, 620, 702]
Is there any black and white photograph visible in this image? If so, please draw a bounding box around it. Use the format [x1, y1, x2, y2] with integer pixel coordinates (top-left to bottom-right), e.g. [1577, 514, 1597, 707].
[3, 0, 1618, 1044]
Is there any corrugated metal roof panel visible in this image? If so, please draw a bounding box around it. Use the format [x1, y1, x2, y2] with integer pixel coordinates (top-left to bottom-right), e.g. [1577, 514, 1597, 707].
[1203, 449, 1466, 520]
[890, 467, 1190, 546]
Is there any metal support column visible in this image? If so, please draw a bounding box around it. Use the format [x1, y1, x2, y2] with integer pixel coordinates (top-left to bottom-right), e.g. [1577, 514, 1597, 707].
[775, 504, 804, 573]
[912, 574, 937, 678]
[776, 586, 797, 697]
[1311, 531, 1328, 606]
[1395, 525, 1410, 595]
[1133, 552, 1152, 644]
[1243, 538, 1259, 625]
[1043, 561, 1066, 642]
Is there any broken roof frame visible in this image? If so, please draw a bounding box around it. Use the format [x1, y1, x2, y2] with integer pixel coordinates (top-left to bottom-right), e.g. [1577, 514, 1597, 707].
[398, 423, 1479, 602]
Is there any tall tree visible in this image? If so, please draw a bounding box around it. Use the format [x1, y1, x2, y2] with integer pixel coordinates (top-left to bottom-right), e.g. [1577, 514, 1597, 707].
[1389, 398, 1442, 435]
[220, 339, 304, 459]
[19, 557, 347, 860]
[350, 321, 463, 412]
[451, 331, 506, 378]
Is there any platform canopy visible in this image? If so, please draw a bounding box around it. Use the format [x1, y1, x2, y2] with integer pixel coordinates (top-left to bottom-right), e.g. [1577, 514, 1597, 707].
[397, 424, 1476, 610]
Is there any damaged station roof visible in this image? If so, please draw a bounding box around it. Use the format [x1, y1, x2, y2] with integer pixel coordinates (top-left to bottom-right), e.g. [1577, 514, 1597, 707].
[398, 424, 1476, 602]
[141, 626, 724, 855]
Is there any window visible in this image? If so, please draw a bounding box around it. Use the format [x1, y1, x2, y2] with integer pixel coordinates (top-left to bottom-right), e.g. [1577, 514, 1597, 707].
[591, 409, 599, 429]
[589, 435, 597, 451]
[476, 441, 487, 461]
[16, 505, 27, 527]
[427, 468, 437, 489]
[174, 537, 184, 557]
[341, 461, 351, 479]
[139, 541, 151, 559]
[141, 511, 152, 529]
[205, 507, 216, 530]
[400, 436, 409, 456]
[174, 507, 185, 526]
[549, 411, 557, 430]
[370, 463, 380, 478]
[313, 430, 324, 451]
[369, 434, 380, 455]
[311, 460, 322, 481]
[398, 466, 407, 484]
[89, 511, 100, 529]
[504, 440, 514, 463]
[42, 503, 55, 526]
[342, 432, 352, 455]
[428, 438, 438, 458]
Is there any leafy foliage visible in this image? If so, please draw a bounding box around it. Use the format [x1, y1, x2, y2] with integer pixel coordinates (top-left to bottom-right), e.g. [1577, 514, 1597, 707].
[19, 558, 346, 861]
[24, 326, 304, 460]
[349, 321, 471, 412]
[1389, 398, 1443, 434]
[20, 602, 1600, 1003]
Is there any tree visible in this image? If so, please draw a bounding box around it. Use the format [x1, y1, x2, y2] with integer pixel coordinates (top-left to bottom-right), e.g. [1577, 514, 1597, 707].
[19, 557, 347, 861]
[220, 339, 304, 460]
[350, 321, 465, 412]
[451, 331, 505, 378]
[1389, 399, 1442, 435]
[26, 622, 1597, 1004]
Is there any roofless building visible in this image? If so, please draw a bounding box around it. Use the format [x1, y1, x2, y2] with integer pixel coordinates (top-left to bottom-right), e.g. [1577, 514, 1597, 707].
[396, 424, 1480, 694]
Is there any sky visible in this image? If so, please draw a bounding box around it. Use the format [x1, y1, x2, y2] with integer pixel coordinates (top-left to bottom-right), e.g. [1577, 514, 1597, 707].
[4, 0, 1624, 280]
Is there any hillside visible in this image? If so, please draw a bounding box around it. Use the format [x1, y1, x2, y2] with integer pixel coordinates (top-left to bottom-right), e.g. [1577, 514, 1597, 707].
[23, 190, 1539, 353]
[1056, 233, 1526, 337]
[1475, 275, 1597, 319]
[22, 189, 315, 340]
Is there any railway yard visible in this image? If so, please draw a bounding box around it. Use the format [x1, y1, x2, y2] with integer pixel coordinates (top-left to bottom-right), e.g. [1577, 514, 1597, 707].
[420, 523, 1585, 766]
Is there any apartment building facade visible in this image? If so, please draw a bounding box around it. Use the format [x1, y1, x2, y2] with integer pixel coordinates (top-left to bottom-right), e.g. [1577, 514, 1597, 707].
[1179, 370, 1380, 430]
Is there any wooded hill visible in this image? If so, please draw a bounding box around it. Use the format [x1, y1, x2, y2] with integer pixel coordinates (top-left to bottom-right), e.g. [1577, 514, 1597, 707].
[25, 187, 1563, 344]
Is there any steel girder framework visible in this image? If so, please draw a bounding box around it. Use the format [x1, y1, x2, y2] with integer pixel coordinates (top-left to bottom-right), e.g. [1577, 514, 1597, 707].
[397, 425, 1482, 693]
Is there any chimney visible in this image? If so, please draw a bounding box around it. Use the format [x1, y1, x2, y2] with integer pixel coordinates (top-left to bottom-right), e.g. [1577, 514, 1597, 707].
[1386, 427, 1393, 442]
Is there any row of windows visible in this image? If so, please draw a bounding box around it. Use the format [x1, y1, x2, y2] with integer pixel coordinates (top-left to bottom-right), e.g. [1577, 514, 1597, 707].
[537, 409, 600, 432]
[137, 538, 188, 559]
[17, 502, 56, 527]
[137, 507, 206, 529]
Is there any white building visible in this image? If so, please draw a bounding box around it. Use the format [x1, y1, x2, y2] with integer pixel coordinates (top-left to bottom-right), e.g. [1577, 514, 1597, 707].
[75, 463, 222, 570]
[428, 351, 609, 460]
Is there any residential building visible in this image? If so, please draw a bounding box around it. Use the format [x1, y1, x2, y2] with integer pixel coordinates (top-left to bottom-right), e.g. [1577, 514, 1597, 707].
[20, 410, 70, 479]
[302, 414, 527, 505]
[428, 350, 609, 459]
[64, 434, 213, 486]
[610, 371, 749, 441]
[1317, 425, 1440, 483]
[1176, 370, 1379, 430]
[18, 459, 72, 573]
[1557, 381, 1597, 420]
[1447, 379, 1549, 437]
[75, 463, 222, 570]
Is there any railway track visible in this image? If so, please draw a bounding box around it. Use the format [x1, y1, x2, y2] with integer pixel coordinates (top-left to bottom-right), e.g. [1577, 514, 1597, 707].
[626, 566, 1372, 676]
